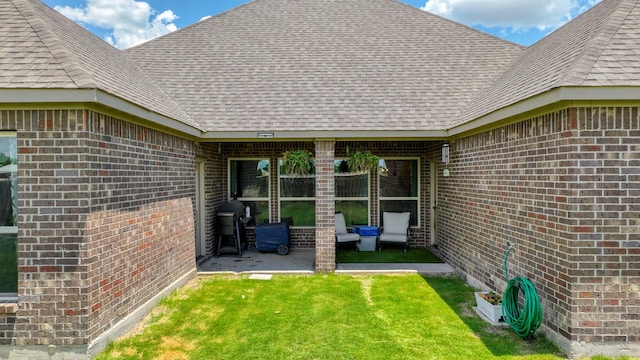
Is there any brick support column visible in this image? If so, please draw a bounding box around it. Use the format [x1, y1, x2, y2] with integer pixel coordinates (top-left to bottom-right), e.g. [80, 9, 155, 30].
[314, 139, 335, 272]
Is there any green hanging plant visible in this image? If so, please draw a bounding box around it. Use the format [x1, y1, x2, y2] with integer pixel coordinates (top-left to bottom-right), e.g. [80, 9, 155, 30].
[282, 149, 313, 175]
[347, 150, 379, 173]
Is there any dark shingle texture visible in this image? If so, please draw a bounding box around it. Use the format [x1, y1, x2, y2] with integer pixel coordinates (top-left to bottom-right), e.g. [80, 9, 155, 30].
[1, 0, 198, 129]
[457, 0, 640, 127]
[126, 0, 523, 132]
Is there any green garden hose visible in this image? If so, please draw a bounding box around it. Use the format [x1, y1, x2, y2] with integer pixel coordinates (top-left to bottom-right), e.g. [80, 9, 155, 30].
[502, 243, 543, 339]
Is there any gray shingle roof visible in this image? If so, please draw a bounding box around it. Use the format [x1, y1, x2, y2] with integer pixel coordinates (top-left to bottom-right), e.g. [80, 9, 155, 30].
[584, 0, 640, 85]
[3, 0, 638, 136]
[0, 0, 199, 130]
[125, 0, 523, 133]
[456, 0, 640, 127]
[0, 0, 77, 88]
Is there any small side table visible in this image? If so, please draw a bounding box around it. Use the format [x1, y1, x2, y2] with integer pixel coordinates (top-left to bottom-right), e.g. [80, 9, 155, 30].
[354, 226, 378, 252]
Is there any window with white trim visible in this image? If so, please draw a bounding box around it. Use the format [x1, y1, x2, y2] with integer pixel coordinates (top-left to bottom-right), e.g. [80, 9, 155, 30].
[279, 159, 315, 226]
[229, 159, 270, 225]
[335, 159, 369, 226]
[378, 158, 419, 227]
[0, 132, 17, 295]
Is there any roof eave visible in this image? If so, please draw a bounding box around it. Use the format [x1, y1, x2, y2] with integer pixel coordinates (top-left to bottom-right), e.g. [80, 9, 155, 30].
[449, 86, 640, 137]
[0, 88, 203, 138]
[200, 129, 449, 142]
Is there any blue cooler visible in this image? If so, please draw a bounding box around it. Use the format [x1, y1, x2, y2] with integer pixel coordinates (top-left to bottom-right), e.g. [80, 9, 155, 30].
[355, 226, 378, 252]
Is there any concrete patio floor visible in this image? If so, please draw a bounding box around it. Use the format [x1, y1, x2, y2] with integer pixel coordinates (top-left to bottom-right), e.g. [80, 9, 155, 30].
[198, 247, 456, 275]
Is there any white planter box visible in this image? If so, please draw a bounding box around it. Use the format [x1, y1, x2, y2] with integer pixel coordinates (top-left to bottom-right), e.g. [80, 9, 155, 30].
[475, 292, 503, 323]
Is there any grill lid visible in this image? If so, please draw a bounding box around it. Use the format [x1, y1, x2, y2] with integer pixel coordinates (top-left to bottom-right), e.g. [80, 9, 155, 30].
[217, 200, 245, 219]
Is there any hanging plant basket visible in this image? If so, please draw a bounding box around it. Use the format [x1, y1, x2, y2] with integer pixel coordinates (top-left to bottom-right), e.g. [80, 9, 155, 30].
[347, 150, 378, 173]
[282, 149, 313, 175]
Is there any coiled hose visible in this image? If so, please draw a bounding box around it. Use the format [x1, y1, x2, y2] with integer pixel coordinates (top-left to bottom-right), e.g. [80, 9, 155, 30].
[502, 243, 543, 339]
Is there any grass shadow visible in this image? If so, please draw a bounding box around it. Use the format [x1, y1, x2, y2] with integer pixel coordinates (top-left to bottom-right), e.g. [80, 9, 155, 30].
[420, 275, 564, 358]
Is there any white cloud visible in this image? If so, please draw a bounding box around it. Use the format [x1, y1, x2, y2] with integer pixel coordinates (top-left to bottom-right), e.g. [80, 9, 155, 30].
[55, 0, 178, 49]
[422, 0, 601, 32]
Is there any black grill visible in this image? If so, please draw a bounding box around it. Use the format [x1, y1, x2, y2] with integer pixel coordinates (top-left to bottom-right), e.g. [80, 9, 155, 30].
[217, 200, 245, 221]
[216, 200, 247, 256]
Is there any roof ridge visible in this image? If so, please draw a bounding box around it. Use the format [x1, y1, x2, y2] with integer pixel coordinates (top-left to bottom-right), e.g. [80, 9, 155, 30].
[558, 0, 634, 86]
[393, 0, 524, 48]
[126, 0, 523, 133]
[127, 0, 257, 52]
[388, 0, 525, 124]
[120, 53, 200, 128]
[14, 0, 97, 88]
[452, 0, 636, 128]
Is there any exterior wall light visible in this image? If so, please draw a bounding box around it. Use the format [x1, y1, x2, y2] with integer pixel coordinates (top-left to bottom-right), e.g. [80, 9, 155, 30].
[442, 143, 449, 164]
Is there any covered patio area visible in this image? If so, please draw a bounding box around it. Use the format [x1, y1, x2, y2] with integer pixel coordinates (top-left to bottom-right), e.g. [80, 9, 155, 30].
[197, 247, 455, 275]
[203, 139, 444, 273]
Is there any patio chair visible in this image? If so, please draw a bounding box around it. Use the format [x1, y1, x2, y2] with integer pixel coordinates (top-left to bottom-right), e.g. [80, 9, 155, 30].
[378, 211, 410, 253]
[335, 213, 360, 249]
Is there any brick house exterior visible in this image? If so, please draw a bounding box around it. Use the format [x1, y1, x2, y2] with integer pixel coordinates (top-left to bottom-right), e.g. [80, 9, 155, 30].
[0, 109, 198, 358]
[437, 107, 639, 356]
[1, 0, 638, 358]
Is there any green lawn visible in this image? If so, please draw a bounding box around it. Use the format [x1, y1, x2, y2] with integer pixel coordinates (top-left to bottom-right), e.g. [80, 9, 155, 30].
[96, 274, 568, 360]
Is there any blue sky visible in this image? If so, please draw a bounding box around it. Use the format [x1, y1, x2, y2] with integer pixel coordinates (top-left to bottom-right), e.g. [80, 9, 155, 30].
[41, 0, 602, 49]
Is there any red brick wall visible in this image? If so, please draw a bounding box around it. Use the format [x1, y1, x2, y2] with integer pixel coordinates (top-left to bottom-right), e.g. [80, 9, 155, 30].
[315, 140, 336, 272]
[83, 111, 197, 343]
[1, 109, 197, 347]
[437, 107, 639, 348]
[11, 109, 91, 346]
[196, 143, 223, 259]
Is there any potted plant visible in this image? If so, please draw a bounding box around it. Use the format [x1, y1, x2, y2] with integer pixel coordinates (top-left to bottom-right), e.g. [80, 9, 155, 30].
[474, 290, 503, 323]
[282, 149, 313, 175]
[347, 150, 378, 173]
